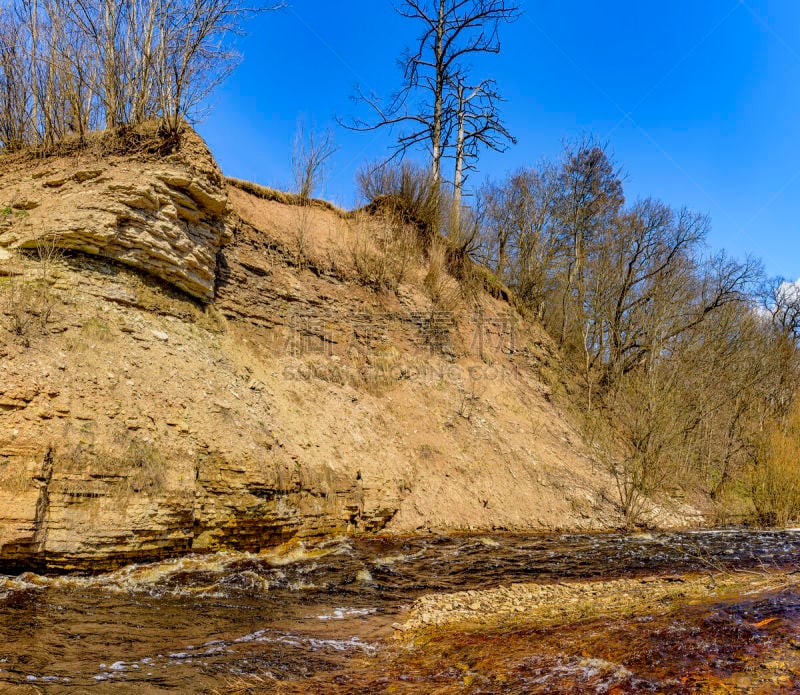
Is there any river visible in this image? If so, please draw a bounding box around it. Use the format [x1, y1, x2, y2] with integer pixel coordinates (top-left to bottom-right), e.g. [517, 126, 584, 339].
[3, 530, 800, 693]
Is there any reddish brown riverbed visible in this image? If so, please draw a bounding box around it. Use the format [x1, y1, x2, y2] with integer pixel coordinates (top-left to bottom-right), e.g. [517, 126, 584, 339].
[2, 530, 800, 693]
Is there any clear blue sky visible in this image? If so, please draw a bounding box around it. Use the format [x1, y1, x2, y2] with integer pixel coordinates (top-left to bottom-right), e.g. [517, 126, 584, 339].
[198, 0, 800, 280]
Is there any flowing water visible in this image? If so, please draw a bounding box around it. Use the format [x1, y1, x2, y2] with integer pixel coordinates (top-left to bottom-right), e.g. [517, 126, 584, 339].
[3, 530, 800, 693]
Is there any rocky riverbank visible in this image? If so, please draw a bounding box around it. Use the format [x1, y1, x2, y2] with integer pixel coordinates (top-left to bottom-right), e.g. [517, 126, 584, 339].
[383, 569, 800, 694]
[397, 570, 799, 636]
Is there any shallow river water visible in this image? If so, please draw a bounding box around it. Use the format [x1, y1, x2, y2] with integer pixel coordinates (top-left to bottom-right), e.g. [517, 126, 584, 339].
[3, 530, 800, 693]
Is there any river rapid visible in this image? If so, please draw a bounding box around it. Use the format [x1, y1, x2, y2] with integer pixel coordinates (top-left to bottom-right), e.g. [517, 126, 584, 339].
[3, 530, 800, 693]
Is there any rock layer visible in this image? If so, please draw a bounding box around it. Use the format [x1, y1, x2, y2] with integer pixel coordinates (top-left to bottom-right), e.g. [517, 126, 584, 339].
[0, 132, 231, 301]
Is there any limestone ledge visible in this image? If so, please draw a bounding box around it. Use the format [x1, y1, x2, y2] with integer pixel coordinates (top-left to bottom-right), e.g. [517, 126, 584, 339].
[0, 441, 398, 573]
[0, 142, 231, 302]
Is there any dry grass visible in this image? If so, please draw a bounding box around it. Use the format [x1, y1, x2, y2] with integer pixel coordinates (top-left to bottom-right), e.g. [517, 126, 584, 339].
[750, 403, 800, 526]
[0, 451, 36, 495]
[64, 315, 115, 352]
[357, 161, 442, 245]
[457, 375, 488, 421]
[227, 177, 348, 217]
[423, 238, 462, 312]
[349, 212, 419, 291]
[0, 237, 63, 346]
[58, 435, 167, 501]
[228, 175, 495, 317]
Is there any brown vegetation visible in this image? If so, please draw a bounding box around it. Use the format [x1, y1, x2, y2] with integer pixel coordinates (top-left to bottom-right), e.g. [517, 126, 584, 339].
[0, 0, 279, 150]
[226, 177, 347, 216]
[0, 235, 61, 347]
[751, 401, 800, 526]
[322, 140, 800, 529]
[469, 137, 800, 527]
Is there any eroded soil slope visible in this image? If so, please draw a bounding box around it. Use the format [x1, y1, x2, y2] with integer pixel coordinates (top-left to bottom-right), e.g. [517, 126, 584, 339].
[0, 134, 698, 570]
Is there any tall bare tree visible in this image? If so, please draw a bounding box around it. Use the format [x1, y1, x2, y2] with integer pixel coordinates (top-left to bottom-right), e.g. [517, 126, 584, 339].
[347, 0, 519, 188]
[552, 138, 624, 349]
[447, 72, 514, 227]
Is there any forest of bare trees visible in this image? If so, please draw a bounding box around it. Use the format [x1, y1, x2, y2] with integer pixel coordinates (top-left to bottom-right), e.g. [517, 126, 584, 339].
[0, 0, 274, 150]
[474, 138, 800, 526]
[338, 4, 800, 528]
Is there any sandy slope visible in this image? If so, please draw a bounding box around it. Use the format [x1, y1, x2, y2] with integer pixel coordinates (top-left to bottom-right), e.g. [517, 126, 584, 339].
[0, 134, 700, 570]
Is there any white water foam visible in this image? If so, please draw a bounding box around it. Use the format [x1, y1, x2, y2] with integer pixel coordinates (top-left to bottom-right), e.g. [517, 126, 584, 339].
[232, 628, 378, 654]
[315, 606, 378, 620]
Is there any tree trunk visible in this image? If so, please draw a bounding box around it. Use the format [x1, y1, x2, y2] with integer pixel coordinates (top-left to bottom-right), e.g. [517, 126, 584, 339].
[453, 85, 466, 232]
[431, 0, 445, 184]
[103, 0, 117, 128]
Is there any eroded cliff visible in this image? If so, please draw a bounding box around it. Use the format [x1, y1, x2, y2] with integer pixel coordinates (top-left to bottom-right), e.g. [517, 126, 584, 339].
[0, 130, 699, 571]
[0, 130, 229, 301]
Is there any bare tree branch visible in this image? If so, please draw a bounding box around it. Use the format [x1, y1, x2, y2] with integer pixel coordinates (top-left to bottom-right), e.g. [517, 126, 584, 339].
[343, 0, 519, 189]
[0, 0, 283, 149]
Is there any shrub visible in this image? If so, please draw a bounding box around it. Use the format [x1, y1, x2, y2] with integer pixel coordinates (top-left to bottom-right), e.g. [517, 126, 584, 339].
[292, 122, 337, 202]
[0, 237, 62, 346]
[357, 161, 442, 245]
[750, 403, 800, 526]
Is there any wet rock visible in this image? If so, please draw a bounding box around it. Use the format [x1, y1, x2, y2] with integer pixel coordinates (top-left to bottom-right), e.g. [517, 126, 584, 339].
[762, 660, 787, 671]
[398, 572, 800, 638]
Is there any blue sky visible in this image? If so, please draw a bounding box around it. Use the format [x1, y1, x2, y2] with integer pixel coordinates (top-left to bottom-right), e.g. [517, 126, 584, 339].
[198, 0, 800, 280]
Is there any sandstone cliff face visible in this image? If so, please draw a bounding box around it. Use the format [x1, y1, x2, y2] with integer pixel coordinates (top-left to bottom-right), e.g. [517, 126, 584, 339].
[0, 262, 404, 571]
[0, 132, 230, 301]
[0, 135, 700, 572]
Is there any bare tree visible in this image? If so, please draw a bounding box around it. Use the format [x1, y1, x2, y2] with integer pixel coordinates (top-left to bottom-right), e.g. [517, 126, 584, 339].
[447, 72, 514, 227]
[292, 120, 338, 202]
[552, 138, 624, 349]
[599, 354, 690, 528]
[765, 278, 800, 343]
[156, 0, 264, 137]
[478, 163, 560, 313]
[0, 0, 283, 150]
[476, 143, 791, 525]
[0, 9, 33, 148]
[346, 0, 519, 186]
[584, 201, 707, 381]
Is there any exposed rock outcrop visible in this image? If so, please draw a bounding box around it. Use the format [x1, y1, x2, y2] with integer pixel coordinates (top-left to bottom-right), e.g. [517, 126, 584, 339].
[0, 131, 231, 301]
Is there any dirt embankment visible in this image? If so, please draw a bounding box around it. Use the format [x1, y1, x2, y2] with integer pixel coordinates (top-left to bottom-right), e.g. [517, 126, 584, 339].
[0, 130, 701, 571]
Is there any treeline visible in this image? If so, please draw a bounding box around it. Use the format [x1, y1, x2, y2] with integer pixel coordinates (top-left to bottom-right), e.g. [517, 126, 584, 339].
[471, 138, 800, 526]
[0, 0, 253, 149]
[338, 1, 800, 526]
